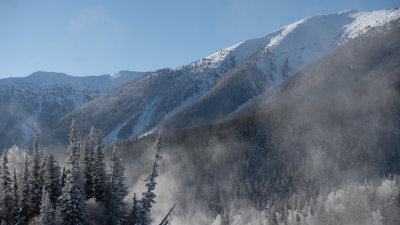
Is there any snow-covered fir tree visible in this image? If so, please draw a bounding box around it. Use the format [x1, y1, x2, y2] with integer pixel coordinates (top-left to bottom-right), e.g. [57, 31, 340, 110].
[61, 167, 66, 188]
[43, 153, 62, 207]
[159, 203, 177, 225]
[128, 193, 140, 225]
[39, 149, 48, 199]
[12, 168, 18, 219]
[15, 148, 32, 224]
[139, 134, 163, 225]
[57, 119, 86, 225]
[29, 133, 43, 217]
[82, 133, 95, 200]
[108, 141, 128, 224]
[0, 150, 13, 224]
[93, 133, 108, 204]
[40, 186, 56, 225]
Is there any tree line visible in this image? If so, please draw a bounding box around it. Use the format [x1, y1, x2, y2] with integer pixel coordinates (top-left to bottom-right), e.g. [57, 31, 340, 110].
[0, 119, 175, 225]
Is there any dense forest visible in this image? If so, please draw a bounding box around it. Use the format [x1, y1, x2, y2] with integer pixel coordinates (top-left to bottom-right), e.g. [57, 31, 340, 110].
[0, 119, 175, 225]
[2, 116, 399, 225]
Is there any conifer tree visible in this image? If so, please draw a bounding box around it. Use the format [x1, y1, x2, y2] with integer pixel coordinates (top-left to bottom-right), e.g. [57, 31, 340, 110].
[88, 126, 96, 162]
[12, 168, 18, 219]
[16, 148, 32, 224]
[139, 134, 163, 225]
[93, 133, 108, 203]
[61, 167, 66, 188]
[89, 125, 95, 146]
[108, 141, 128, 224]
[128, 193, 140, 225]
[39, 149, 48, 196]
[57, 119, 86, 225]
[0, 150, 13, 224]
[159, 203, 177, 225]
[82, 135, 95, 199]
[43, 154, 62, 207]
[40, 186, 55, 225]
[78, 117, 83, 152]
[29, 133, 42, 217]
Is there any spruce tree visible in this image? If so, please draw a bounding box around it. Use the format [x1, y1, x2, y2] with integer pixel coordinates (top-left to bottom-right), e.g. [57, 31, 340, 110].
[159, 203, 177, 225]
[39, 149, 48, 197]
[89, 126, 96, 146]
[40, 186, 55, 225]
[82, 135, 95, 199]
[43, 154, 62, 207]
[16, 148, 32, 224]
[12, 168, 18, 220]
[93, 133, 108, 203]
[128, 193, 140, 225]
[88, 126, 96, 164]
[108, 141, 128, 224]
[0, 150, 13, 224]
[57, 119, 86, 225]
[61, 167, 66, 188]
[139, 134, 163, 225]
[29, 133, 42, 217]
[78, 117, 83, 152]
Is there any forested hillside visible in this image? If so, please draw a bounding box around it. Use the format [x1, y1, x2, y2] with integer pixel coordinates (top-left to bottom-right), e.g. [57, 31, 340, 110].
[115, 19, 400, 224]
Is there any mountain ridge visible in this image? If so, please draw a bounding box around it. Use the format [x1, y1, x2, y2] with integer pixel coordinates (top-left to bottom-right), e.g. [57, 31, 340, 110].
[159, 8, 400, 131]
[2, 9, 399, 149]
[51, 9, 400, 147]
[0, 70, 147, 148]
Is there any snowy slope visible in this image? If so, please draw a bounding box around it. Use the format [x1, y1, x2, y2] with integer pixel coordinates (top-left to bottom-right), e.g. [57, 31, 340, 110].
[0, 70, 146, 148]
[54, 9, 400, 146]
[227, 18, 400, 128]
[256, 9, 400, 87]
[160, 9, 400, 131]
[54, 32, 280, 145]
[343, 9, 400, 38]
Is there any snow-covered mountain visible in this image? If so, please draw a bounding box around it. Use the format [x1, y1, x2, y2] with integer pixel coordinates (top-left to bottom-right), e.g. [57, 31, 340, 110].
[53, 9, 400, 146]
[0, 70, 146, 148]
[227, 16, 400, 123]
[161, 9, 400, 131]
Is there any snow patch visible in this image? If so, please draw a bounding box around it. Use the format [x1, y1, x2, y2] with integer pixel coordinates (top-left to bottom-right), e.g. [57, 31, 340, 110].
[203, 42, 243, 69]
[103, 120, 129, 146]
[109, 72, 121, 79]
[268, 18, 307, 47]
[345, 9, 400, 39]
[128, 96, 161, 140]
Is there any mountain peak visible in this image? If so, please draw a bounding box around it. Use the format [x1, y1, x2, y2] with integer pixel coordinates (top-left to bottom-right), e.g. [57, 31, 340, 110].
[108, 70, 142, 79]
[185, 8, 399, 76]
[28, 71, 70, 78]
[337, 9, 358, 15]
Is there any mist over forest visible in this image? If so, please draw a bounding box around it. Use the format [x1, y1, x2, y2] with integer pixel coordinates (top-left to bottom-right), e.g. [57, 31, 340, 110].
[0, 6, 400, 225]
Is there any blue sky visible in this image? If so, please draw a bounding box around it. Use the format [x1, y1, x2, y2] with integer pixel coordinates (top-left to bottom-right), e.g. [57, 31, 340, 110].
[0, 0, 398, 78]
